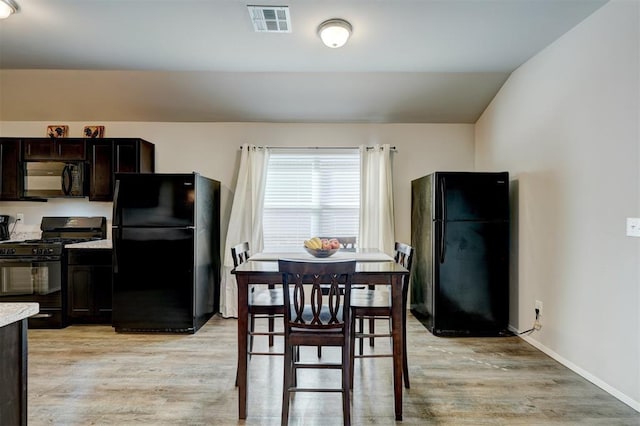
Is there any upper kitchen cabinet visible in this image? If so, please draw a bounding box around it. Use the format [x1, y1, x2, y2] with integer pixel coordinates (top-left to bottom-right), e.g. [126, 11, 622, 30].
[0, 138, 21, 200]
[22, 138, 86, 160]
[87, 138, 155, 201]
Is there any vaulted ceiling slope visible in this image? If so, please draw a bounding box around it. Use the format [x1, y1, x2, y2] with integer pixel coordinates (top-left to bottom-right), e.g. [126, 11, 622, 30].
[0, 0, 607, 123]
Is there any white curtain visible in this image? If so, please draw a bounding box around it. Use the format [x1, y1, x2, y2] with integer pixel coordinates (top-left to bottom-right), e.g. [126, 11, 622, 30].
[220, 144, 270, 318]
[358, 144, 395, 255]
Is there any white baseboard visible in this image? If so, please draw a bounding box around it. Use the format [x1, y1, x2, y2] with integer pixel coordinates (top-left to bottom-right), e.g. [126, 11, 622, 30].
[508, 325, 640, 413]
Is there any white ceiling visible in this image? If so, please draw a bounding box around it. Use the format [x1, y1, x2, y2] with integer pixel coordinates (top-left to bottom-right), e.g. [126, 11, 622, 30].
[0, 0, 608, 123]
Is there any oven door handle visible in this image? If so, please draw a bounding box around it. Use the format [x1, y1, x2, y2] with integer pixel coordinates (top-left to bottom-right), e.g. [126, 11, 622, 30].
[0, 256, 60, 263]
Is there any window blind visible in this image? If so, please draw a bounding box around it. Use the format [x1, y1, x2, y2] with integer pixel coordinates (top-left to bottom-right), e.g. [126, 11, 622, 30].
[263, 149, 360, 251]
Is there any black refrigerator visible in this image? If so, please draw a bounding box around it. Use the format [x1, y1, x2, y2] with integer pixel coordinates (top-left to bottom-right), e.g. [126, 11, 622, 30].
[410, 171, 509, 336]
[112, 172, 220, 333]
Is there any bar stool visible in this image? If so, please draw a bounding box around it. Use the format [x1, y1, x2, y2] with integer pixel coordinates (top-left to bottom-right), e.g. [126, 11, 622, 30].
[349, 242, 414, 388]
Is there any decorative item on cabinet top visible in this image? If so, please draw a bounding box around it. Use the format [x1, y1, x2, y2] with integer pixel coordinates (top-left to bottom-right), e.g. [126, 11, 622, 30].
[47, 125, 68, 139]
[83, 126, 104, 138]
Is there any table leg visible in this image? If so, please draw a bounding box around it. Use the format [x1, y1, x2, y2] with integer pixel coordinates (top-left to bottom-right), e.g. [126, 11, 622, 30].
[391, 274, 403, 421]
[237, 276, 249, 419]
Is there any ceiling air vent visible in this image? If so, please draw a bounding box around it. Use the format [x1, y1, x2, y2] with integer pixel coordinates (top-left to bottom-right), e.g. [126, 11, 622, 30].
[247, 5, 291, 33]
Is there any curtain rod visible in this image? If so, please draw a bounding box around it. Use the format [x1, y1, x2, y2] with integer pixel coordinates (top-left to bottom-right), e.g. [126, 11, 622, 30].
[240, 145, 397, 152]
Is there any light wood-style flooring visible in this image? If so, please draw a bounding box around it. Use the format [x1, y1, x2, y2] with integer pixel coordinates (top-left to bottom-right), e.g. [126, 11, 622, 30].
[26, 314, 639, 425]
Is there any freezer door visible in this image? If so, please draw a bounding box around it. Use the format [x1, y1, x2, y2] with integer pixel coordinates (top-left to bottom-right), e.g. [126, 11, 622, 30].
[112, 227, 195, 332]
[433, 220, 508, 335]
[434, 172, 509, 222]
[113, 173, 196, 227]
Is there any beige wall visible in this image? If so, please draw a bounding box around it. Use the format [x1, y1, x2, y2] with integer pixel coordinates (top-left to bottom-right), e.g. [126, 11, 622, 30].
[0, 121, 474, 248]
[475, 0, 639, 409]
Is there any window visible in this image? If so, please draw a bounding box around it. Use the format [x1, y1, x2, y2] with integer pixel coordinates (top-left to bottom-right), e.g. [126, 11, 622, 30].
[263, 149, 360, 251]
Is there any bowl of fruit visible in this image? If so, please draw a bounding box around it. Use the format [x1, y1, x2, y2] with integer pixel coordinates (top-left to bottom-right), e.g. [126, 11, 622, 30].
[303, 237, 340, 258]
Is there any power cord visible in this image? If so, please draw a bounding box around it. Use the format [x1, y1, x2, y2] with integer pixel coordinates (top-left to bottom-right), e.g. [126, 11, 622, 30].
[9, 216, 21, 238]
[519, 308, 541, 335]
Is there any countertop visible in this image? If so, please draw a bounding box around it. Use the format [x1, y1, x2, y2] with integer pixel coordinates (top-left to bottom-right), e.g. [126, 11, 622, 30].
[0, 303, 39, 328]
[65, 239, 112, 249]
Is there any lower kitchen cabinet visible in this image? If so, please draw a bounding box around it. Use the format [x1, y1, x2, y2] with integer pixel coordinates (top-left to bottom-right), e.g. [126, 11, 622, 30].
[67, 248, 113, 324]
[0, 318, 28, 426]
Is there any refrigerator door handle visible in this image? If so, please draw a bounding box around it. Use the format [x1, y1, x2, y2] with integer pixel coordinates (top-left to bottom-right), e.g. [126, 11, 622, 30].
[439, 221, 446, 264]
[113, 179, 121, 226]
[439, 177, 446, 263]
[440, 177, 446, 222]
[113, 233, 119, 273]
[112, 179, 121, 274]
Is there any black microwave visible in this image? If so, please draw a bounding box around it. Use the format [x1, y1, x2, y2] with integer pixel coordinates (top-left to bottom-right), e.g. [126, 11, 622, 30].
[23, 161, 86, 198]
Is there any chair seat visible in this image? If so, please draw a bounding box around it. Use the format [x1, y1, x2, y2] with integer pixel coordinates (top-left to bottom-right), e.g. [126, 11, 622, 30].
[350, 288, 391, 309]
[249, 287, 285, 307]
[290, 331, 345, 347]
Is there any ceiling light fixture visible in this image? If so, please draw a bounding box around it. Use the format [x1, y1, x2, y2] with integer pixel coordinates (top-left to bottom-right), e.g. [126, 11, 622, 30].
[0, 0, 18, 19]
[317, 18, 352, 48]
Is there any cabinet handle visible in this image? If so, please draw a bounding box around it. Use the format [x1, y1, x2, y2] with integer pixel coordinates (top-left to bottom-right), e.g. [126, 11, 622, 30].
[58, 144, 62, 156]
[0, 145, 3, 194]
[439, 177, 446, 264]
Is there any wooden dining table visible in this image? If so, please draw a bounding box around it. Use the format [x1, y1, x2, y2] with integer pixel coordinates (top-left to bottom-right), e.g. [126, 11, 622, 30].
[232, 249, 410, 421]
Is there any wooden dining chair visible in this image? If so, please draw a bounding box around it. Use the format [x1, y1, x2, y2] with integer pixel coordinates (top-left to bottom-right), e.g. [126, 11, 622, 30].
[315, 236, 357, 357]
[232, 242, 284, 386]
[278, 259, 356, 426]
[349, 241, 414, 389]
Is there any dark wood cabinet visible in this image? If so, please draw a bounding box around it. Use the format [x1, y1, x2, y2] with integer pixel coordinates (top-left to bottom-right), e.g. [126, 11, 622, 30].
[0, 138, 22, 200]
[87, 140, 114, 201]
[88, 138, 155, 201]
[115, 139, 155, 174]
[0, 137, 155, 201]
[67, 248, 113, 324]
[23, 138, 85, 160]
[0, 318, 28, 426]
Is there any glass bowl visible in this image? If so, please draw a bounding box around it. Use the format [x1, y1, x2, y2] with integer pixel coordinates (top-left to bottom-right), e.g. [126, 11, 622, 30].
[304, 247, 339, 258]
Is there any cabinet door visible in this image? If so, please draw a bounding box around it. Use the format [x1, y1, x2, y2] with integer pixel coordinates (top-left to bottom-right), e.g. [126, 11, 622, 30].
[56, 140, 86, 160]
[67, 249, 113, 323]
[89, 139, 155, 202]
[115, 141, 138, 173]
[68, 265, 92, 319]
[23, 138, 86, 160]
[94, 265, 113, 317]
[0, 139, 21, 200]
[23, 139, 53, 159]
[88, 141, 114, 201]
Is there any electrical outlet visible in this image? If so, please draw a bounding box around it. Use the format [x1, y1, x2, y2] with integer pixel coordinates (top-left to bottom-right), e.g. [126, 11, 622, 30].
[534, 300, 543, 330]
[16, 213, 24, 222]
[627, 218, 640, 237]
